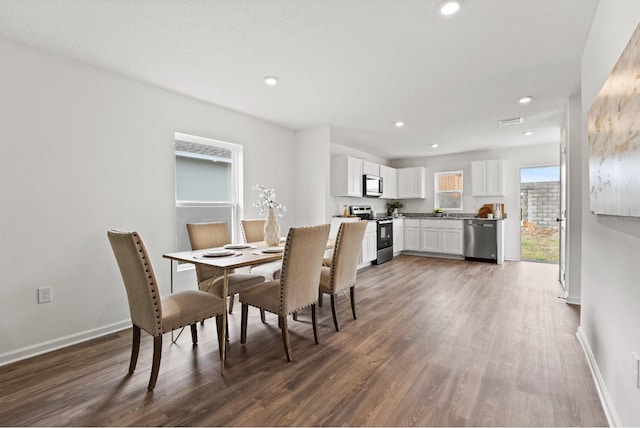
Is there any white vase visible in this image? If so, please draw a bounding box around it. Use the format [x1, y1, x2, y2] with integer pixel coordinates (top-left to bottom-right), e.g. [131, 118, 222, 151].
[263, 207, 280, 246]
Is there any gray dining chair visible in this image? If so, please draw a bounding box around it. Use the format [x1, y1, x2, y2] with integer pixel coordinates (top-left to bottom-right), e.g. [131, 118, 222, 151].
[239, 224, 330, 361]
[107, 229, 225, 391]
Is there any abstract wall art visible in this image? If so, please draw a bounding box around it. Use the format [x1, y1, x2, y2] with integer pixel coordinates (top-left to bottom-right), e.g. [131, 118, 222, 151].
[588, 22, 640, 217]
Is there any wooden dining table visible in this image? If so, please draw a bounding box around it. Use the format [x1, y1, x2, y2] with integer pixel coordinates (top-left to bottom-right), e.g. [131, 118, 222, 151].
[162, 243, 284, 374]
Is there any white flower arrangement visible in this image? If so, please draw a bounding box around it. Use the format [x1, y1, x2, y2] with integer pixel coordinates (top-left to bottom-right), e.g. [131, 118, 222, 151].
[252, 183, 287, 217]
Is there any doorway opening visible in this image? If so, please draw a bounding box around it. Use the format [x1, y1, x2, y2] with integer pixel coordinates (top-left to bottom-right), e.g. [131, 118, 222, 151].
[520, 166, 560, 263]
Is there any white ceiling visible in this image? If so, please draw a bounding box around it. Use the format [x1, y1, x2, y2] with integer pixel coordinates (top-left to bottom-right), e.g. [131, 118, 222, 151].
[0, 0, 599, 160]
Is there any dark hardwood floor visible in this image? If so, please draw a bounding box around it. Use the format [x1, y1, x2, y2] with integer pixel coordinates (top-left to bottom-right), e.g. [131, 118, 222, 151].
[0, 256, 607, 426]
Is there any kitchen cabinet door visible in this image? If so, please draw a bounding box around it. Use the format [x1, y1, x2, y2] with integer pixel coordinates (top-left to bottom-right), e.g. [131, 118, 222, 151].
[331, 155, 363, 197]
[420, 228, 440, 252]
[471, 161, 487, 196]
[397, 167, 426, 199]
[393, 218, 404, 252]
[441, 229, 463, 254]
[485, 159, 505, 196]
[404, 219, 421, 251]
[380, 165, 397, 199]
[360, 221, 378, 264]
[471, 159, 505, 196]
[362, 160, 380, 176]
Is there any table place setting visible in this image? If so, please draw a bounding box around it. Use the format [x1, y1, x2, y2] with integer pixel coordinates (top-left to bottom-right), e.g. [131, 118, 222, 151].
[251, 246, 284, 255]
[223, 243, 258, 250]
[198, 248, 241, 258]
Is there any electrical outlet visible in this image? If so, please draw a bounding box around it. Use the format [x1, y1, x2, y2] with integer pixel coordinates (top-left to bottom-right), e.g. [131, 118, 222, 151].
[632, 353, 640, 388]
[37, 287, 52, 304]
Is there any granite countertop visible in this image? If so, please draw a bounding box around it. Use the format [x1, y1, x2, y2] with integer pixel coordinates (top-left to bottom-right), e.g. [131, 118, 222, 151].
[401, 213, 507, 221]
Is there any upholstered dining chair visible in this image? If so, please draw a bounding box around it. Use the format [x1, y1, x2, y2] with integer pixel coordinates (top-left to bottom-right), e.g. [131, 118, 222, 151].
[241, 219, 282, 281]
[318, 220, 367, 331]
[107, 229, 224, 391]
[186, 222, 266, 314]
[239, 224, 330, 361]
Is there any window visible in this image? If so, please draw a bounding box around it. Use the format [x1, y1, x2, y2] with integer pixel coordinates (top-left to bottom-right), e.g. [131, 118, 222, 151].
[175, 132, 242, 254]
[435, 170, 463, 210]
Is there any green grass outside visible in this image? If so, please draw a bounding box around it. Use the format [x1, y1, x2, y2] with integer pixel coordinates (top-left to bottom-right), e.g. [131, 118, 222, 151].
[521, 234, 559, 263]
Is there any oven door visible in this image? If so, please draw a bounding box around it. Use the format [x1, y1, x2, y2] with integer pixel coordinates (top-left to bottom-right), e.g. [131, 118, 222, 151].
[377, 220, 393, 249]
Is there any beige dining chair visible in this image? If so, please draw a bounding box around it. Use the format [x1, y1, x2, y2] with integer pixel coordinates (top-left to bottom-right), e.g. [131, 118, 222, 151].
[318, 220, 367, 331]
[186, 222, 266, 314]
[107, 229, 225, 391]
[241, 218, 282, 281]
[239, 224, 330, 361]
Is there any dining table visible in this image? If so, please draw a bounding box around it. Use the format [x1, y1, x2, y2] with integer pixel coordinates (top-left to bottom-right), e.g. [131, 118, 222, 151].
[162, 242, 284, 375]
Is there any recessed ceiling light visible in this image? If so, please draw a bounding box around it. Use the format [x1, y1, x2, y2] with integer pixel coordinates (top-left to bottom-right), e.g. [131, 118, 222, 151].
[264, 76, 279, 86]
[431, 144, 439, 148]
[395, 121, 405, 128]
[439, 1, 461, 16]
[518, 96, 533, 104]
[523, 131, 533, 136]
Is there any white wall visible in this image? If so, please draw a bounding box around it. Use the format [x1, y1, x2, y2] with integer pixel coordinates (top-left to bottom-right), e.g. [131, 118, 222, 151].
[392, 143, 559, 261]
[0, 36, 297, 364]
[580, 2, 640, 425]
[295, 125, 331, 226]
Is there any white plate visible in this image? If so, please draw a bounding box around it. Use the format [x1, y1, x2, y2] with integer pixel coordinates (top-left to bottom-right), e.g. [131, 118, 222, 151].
[202, 249, 235, 257]
[223, 243, 255, 250]
[262, 247, 284, 253]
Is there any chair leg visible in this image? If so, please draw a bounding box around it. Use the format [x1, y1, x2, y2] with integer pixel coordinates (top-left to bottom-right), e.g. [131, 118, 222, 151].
[214, 315, 224, 359]
[293, 311, 298, 321]
[129, 325, 141, 373]
[280, 315, 292, 362]
[311, 304, 319, 344]
[148, 335, 162, 391]
[318, 290, 324, 307]
[229, 294, 235, 314]
[350, 286, 357, 320]
[331, 294, 340, 332]
[260, 309, 266, 323]
[241, 303, 248, 344]
[190, 324, 198, 345]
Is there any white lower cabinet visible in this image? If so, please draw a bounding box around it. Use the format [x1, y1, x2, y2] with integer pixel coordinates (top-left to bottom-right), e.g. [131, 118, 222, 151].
[393, 218, 404, 253]
[420, 219, 463, 255]
[360, 221, 378, 265]
[403, 218, 463, 255]
[403, 219, 421, 251]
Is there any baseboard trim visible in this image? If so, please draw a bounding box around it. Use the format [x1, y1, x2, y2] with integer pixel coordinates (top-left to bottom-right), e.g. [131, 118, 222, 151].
[566, 295, 581, 305]
[0, 320, 131, 367]
[576, 326, 620, 427]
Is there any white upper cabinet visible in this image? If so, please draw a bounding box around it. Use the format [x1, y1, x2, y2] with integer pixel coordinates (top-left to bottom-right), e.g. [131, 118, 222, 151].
[362, 160, 380, 176]
[471, 159, 505, 196]
[380, 165, 397, 199]
[397, 167, 426, 199]
[331, 156, 364, 197]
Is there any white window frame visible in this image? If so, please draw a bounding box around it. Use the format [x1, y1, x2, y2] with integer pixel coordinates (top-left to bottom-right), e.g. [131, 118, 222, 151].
[434, 170, 463, 211]
[174, 132, 244, 270]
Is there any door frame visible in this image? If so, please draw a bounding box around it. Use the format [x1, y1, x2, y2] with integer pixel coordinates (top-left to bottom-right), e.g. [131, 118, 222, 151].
[518, 164, 562, 266]
[558, 133, 567, 292]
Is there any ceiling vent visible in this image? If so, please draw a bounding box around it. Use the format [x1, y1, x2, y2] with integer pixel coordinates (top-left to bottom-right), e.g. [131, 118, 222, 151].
[498, 117, 524, 127]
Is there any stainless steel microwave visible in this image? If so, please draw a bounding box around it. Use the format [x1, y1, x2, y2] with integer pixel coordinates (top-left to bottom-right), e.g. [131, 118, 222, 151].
[363, 174, 383, 197]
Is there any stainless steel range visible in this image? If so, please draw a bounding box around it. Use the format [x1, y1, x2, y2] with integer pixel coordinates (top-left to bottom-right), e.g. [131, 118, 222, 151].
[349, 205, 394, 264]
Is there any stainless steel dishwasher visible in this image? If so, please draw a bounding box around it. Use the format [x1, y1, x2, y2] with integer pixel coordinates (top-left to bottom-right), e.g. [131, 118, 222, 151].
[463, 219, 497, 263]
